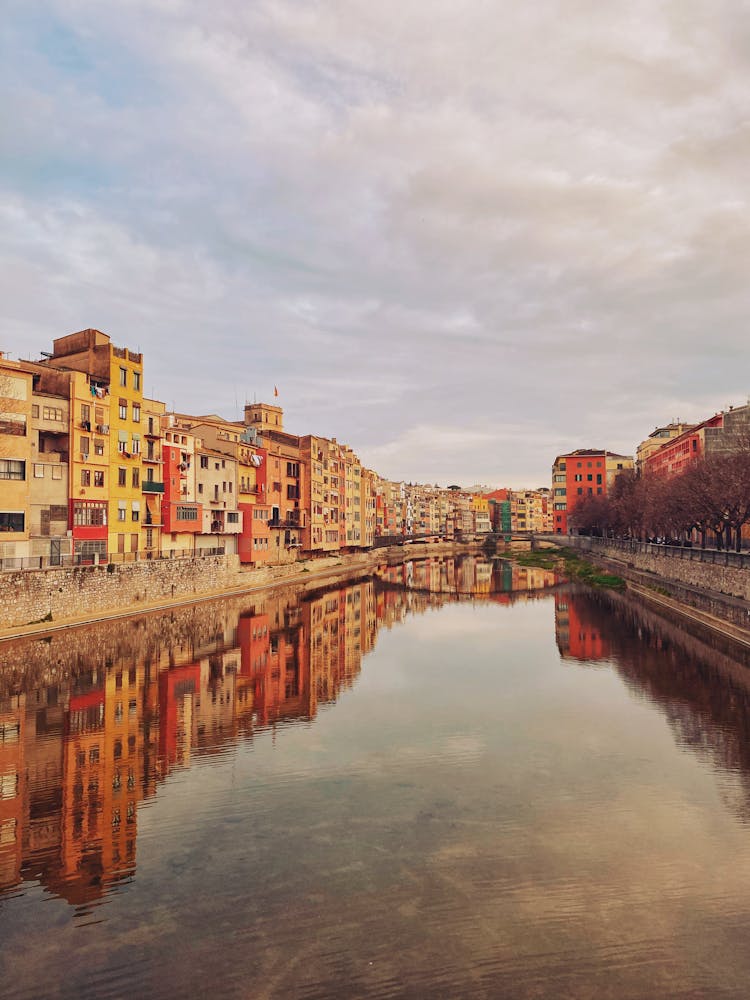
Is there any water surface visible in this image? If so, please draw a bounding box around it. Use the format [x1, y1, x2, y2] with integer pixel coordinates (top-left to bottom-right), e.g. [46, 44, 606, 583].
[3, 556, 750, 998]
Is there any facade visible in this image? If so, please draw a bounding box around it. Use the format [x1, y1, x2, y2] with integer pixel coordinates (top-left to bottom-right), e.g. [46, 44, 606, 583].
[551, 449, 634, 534]
[141, 398, 165, 559]
[0, 357, 34, 559]
[161, 423, 201, 555]
[244, 403, 304, 562]
[635, 423, 692, 474]
[644, 405, 750, 478]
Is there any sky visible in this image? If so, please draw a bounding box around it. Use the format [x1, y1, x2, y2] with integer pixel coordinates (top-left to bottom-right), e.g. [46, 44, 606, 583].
[2, 1, 749, 489]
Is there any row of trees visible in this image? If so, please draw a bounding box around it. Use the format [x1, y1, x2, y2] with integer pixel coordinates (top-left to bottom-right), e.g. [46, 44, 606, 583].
[569, 450, 750, 551]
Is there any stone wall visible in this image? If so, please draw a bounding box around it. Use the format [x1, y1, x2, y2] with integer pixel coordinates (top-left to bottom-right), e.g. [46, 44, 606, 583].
[0, 554, 244, 629]
[0, 539, 476, 632]
[562, 536, 750, 602]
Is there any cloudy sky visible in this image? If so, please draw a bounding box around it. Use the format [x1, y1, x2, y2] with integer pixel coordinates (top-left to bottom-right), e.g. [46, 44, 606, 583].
[2, 1, 749, 488]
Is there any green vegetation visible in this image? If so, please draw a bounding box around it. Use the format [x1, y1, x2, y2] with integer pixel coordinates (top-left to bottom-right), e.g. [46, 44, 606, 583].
[511, 546, 626, 591]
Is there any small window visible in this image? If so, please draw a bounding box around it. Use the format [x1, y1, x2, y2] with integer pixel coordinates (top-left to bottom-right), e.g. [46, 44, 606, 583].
[119, 401, 128, 420]
[119, 368, 127, 387]
[34, 464, 45, 478]
[118, 467, 127, 487]
[81, 469, 91, 487]
[133, 371, 141, 391]
[51, 466, 62, 480]
[132, 468, 139, 488]
[118, 503, 126, 522]
[132, 404, 140, 422]
[32, 404, 40, 418]
[94, 471, 105, 488]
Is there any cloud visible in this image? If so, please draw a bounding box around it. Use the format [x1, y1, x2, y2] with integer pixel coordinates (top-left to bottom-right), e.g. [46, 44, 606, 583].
[2, 0, 750, 485]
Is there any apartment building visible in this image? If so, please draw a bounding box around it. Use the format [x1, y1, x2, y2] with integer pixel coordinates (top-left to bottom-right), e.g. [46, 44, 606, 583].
[551, 449, 634, 534]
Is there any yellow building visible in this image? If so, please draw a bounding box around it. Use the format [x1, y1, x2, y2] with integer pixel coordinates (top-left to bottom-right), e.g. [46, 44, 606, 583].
[109, 345, 145, 558]
[42, 330, 145, 561]
[0, 356, 33, 560]
[141, 398, 166, 559]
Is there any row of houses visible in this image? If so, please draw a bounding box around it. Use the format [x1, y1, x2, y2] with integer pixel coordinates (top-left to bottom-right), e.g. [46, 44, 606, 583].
[550, 401, 750, 533]
[0, 329, 494, 568]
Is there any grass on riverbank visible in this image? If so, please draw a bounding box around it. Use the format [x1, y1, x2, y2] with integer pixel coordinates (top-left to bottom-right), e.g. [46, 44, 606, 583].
[512, 546, 626, 591]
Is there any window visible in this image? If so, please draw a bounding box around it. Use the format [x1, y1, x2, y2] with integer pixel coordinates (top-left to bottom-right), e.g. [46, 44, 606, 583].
[131, 468, 139, 488]
[131, 434, 140, 455]
[200, 455, 209, 469]
[51, 466, 62, 481]
[94, 471, 105, 488]
[81, 469, 91, 487]
[118, 503, 127, 522]
[118, 430, 128, 454]
[94, 439, 104, 456]
[198, 483, 203, 494]
[133, 371, 141, 391]
[119, 367, 127, 387]
[119, 400, 128, 420]
[132, 403, 140, 422]
[227, 512, 239, 523]
[0, 460, 25, 480]
[43, 406, 63, 421]
[81, 404, 90, 423]
[32, 404, 39, 418]
[0, 512, 25, 532]
[176, 505, 199, 521]
[587, 474, 593, 482]
[596, 474, 602, 484]
[132, 502, 140, 522]
[80, 436, 90, 456]
[0, 412, 26, 436]
[32, 463, 44, 479]
[73, 502, 107, 527]
[118, 467, 127, 487]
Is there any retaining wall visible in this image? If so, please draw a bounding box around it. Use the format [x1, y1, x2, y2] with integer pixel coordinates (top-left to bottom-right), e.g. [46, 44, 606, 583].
[0, 540, 477, 632]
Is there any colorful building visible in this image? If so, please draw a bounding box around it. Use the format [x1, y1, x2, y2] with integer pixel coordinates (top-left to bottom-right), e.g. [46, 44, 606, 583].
[551, 449, 634, 534]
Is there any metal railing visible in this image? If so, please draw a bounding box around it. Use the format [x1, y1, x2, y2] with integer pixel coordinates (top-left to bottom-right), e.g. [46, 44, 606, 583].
[558, 534, 750, 570]
[0, 547, 227, 573]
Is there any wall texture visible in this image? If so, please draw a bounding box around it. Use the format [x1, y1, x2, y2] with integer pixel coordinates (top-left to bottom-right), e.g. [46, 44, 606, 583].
[0, 540, 474, 632]
[563, 536, 750, 602]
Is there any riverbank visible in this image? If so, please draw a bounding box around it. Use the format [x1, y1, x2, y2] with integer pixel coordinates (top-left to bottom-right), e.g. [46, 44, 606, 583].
[528, 537, 750, 650]
[0, 540, 480, 643]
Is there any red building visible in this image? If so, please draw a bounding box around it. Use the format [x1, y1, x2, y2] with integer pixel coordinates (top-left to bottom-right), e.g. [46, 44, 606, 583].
[551, 449, 632, 534]
[643, 414, 722, 477]
[161, 442, 202, 543]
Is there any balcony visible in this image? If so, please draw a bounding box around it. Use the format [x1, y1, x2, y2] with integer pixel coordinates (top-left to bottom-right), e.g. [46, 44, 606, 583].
[142, 481, 165, 493]
[269, 516, 304, 529]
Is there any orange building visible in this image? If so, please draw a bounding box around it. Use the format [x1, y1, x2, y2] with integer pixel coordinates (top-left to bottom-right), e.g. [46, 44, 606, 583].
[551, 449, 633, 534]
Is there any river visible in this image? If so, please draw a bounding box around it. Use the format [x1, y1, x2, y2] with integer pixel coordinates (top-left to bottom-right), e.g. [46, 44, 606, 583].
[2, 554, 750, 998]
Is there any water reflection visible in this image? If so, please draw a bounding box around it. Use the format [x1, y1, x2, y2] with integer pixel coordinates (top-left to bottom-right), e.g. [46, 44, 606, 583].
[0, 555, 558, 906]
[555, 587, 750, 818]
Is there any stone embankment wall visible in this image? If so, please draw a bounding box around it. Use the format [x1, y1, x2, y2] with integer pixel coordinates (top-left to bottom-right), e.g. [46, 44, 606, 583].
[0, 554, 244, 629]
[560, 537, 750, 602]
[0, 540, 475, 633]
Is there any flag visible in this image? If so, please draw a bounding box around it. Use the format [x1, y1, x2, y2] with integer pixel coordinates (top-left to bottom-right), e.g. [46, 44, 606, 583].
[274, 385, 279, 397]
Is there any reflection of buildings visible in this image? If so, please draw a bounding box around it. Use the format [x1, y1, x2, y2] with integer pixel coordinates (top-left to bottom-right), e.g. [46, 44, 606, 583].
[0, 555, 555, 907]
[375, 556, 558, 603]
[554, 592, 611, 662]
